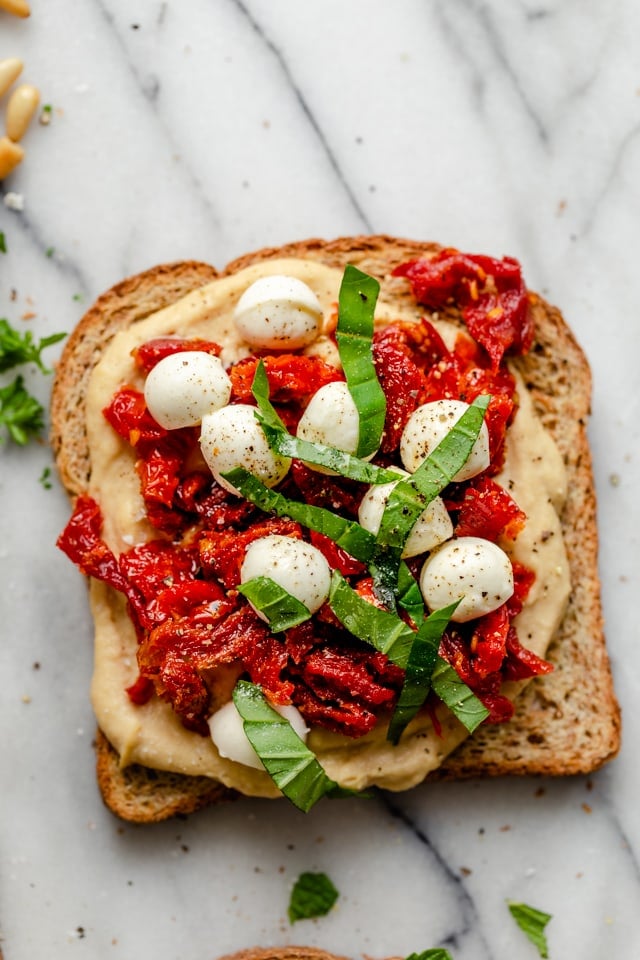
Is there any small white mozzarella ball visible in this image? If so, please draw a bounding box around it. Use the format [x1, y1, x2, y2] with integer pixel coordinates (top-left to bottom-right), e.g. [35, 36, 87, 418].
[234, 275, 323, 350]
[297, 379, 377, 456]
[358, 468, 453, 558]
[209, 699, 309, 770]
[400, 399, 490, 482]
[144, 351, 232, 429]
[241, 534, 331, 615]
[200, 404, 290, 494]
[419, 536, 514, 622]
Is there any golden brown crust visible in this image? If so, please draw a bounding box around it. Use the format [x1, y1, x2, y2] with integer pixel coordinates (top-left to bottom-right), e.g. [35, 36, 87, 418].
[52, 236, 620, 822]
[216, 950, 353, 960]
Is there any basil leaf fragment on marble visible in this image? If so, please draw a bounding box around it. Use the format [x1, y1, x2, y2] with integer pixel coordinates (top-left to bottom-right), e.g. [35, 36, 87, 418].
[288, 871, 339, 923]
[405, 950, 454, 960]
[0, 317, 66, 374]
[251, 359, 398, 484]
[232, 680, 359, 813]
[237, 576, 311, 633]
[507, 900, 552, 958]
[0, 375, 45, 445]
[335, 264, 386, 458]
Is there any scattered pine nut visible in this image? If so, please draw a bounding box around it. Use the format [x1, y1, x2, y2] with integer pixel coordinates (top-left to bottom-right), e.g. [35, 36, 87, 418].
[0, 0, 31, 16]
[0, 58, 23, 99]
[0, 134, 24, 179]
[6, 83, 40, 141]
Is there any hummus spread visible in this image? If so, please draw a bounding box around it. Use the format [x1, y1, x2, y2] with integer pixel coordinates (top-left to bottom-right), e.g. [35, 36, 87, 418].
[86, 259, 570, 796]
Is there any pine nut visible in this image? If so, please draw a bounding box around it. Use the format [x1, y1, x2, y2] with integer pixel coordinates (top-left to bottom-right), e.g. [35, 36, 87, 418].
[6, 84, 39, 141]
[0, 135, 24, 179]
[0, 58, 23, 99]
[0, 0, 31, 16]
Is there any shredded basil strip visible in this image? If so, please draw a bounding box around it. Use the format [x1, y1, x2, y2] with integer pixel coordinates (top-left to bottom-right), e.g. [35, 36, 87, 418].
[232, 680, 358, 812]
[387, 601, 460, 744]
[507, 901, 552, 958]
[237, 576, 311, 632]
[431, 658, 489, 732]
[335, 265, 386, 458]
[222, 466, 376, 563]
[251, 360, 398, 484]
[396, 563, 425, 626]
[328, 570, 416, 668]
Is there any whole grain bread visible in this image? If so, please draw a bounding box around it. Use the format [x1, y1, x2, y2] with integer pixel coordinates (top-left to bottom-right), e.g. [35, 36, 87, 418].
[216, 950, 381, 960]
[51, 235, 621, 822]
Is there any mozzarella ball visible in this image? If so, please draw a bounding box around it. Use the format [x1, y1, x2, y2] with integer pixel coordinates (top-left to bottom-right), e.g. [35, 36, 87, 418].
[296, 381, 376, 476]
[400, 399, 490, 481]
[209, 699, 309, 770]
[419, 536, 514, 622]
[234, 275, 323, 350]
[200, 404, 290, 494]
[358, 468, 453, 558]
[241, 534, 331, 615]
[144, 351, 232, 429]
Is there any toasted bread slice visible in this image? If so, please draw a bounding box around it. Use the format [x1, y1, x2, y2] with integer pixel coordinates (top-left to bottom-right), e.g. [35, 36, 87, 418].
[217, 950, 368, 960]
[51, 236, 620, 822]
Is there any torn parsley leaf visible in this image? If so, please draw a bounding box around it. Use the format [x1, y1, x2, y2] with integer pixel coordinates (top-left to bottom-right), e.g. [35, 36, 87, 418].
[0, 318, 66, 375]
[0, 232, 6, 253]
[288, 871, 339, 923]
[0, 376, 45, 445]
[507, 900, 552, 958]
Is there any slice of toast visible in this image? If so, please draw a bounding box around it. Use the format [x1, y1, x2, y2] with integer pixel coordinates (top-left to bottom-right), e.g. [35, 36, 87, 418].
[51, 236, 620, 822]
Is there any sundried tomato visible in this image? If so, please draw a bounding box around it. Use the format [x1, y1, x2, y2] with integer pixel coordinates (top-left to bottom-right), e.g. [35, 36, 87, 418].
[502, 627, 553, 680]
[103, 387, 167, 446]
[119, 539, 199, 601]
[453, 475, 527, 542]
[309, 531, 366, 577]
[132, 337, 222, 373]
[230, 354, 342, 404]
[198, 517, 303, 588]
[469, 606, 510, 678]
[290, 460, 363, 517]
[393, 250, 534, 369]
[56, 496, 127, 592]
[291, 685, 379, 738]
[507, 562, 536, 617]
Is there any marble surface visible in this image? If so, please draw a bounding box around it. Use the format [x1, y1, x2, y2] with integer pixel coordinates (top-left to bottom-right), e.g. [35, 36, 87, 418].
[1, 2, 639, 958]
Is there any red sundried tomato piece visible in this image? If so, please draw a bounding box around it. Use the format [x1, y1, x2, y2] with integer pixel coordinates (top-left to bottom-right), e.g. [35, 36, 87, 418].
[507, 561, 536, 617]
[132, 337, 222, 373]
[119, 539, 199, 601]
[291, 460, 363, 517]
[309, 531, 366, 577]
[373, 339, 428, 453]
[103, 387, 166, 446]
[502, 627, 553, 680]
[198, 518, 303, 588]
[454, 476, 527, 542]
[291, 685, 379, 738]
[393, 250, 534, 369]
[146, 580, 233, 627]
[477, 689, 515, 724]
[469, 605, 510, 678]
[300, 648, 398, 707]
[126, 673, 155, 705]
[56, 496, 127, 591]
[230, 354, 342, 404]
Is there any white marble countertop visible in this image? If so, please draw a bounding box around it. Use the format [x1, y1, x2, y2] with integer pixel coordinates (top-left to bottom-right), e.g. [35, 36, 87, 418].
[1, 2, 639, 958]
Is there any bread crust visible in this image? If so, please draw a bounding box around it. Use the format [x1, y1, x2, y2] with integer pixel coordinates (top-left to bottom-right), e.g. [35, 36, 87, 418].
[52, 236, 620, 822]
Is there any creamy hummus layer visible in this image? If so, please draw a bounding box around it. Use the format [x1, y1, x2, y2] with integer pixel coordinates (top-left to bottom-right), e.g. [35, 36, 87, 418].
[86, 259, 570, 796]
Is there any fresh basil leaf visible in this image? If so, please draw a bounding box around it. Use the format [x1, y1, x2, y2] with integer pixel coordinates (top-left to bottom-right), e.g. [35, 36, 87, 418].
[396, 562, 425, 626]
[336, 264, 386, 458]
[0, 375, 45, 445]
[387, 601, 460, 744]
[431, 657, 489, 732]
[251, 359, 398, 484]
[222, 466, 376, 563]
[0, 232, 6, 254]
[328, 570, 415, 668]
[232, 681, 358, 812]
[288, 871, 339, 923]
[405, 950, 454, 960]
[237, 576, 311, 632]
[507, 900, 552, 958]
